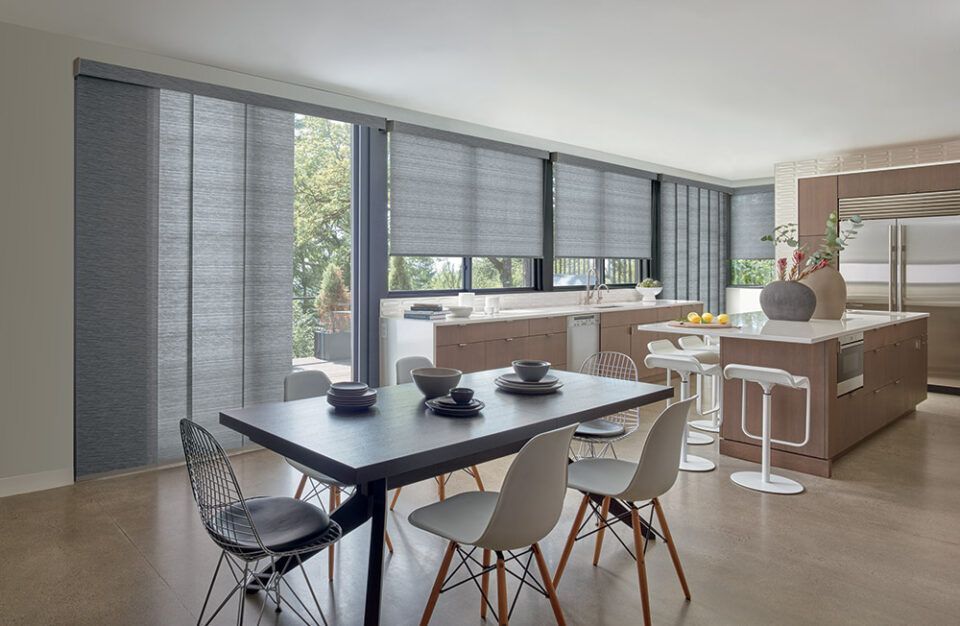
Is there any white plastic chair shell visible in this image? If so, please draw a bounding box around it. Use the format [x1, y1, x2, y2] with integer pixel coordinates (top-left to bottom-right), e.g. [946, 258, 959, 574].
[396, 355, 434, 384]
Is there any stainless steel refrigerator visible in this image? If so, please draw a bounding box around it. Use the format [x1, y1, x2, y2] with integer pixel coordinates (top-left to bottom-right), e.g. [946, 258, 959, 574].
[841, 212, 960, 391]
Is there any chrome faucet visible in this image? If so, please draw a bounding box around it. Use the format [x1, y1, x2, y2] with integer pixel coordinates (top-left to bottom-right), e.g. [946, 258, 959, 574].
[595, 283, 609, 304]
[584, 268, 600, 304]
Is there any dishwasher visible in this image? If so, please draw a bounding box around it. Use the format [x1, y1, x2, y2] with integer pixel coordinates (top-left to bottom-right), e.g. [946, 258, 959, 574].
[567, 313, 600, 372]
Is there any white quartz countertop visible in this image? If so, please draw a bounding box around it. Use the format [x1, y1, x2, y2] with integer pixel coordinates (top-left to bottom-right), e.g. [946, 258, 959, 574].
[384, 299, 700, 326]
[639, 310, 929, 344]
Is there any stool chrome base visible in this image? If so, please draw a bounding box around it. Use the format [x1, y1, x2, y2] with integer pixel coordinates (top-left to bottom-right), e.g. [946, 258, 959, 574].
[688, 419, 720, 433]
[686, 430, 714, 445]
[679, 455, 715, 472]
[730, 471, 804, 494]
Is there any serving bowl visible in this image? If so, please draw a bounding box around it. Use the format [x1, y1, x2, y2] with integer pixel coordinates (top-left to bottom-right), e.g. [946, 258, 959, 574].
[447, 305, 473, 318]
[411, 367, 463, 399]
[511, 359, 551, 382]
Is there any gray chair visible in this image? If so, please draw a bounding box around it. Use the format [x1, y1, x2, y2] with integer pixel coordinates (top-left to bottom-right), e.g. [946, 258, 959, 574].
[553, 398, 696, 626]
[571, 351, 641, 459]
[410, 423, 578, 625]
[283, 370, 393, 580]
[180, 419, 340, 625]
[390, 356, 485, 511]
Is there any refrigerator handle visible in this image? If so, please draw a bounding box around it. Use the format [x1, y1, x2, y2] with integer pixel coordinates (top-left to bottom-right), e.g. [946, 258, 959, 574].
[888, 224, 897, 312]
[898, 222, 906, 312]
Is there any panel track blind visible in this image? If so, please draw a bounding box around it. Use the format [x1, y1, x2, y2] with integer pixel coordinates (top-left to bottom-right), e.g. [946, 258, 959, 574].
[659, 181, 730, 312]
[730, 188, 775, 259]
[388, 124, 544, 258]
[554, 160, 654, 258]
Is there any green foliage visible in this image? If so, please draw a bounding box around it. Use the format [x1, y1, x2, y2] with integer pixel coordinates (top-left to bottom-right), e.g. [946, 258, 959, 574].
[639, 278, 662, 288]
[730, 259, 775, 286]
[292, 300, 317, 358]
[315, 265, 348, 332]
[472, 257, 531, 289]
[388, 256, 463, 291]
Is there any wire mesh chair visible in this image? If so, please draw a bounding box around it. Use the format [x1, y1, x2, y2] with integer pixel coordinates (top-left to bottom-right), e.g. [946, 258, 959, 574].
[180, 419, 341, 625]
[572, 351, 641, 459]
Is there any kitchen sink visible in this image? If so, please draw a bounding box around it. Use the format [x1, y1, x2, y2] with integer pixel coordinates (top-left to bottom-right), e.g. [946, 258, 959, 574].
[591, 304, 623, 309]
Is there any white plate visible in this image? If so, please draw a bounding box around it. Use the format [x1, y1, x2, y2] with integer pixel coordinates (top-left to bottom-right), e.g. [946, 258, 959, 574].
[498, 373, 559, 386]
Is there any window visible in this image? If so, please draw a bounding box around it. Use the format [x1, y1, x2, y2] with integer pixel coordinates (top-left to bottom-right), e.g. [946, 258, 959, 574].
[472, 257, 534, 289]
[554, 258, 597, 286]
[729, 259, 775, 286]
[389, 256, 463, 291]
[604, 258, 640, 285]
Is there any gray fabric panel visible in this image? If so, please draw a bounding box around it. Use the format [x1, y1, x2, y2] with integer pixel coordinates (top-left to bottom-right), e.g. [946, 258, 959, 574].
[76, 58, 385, 129]
[386, 121, 547, 160]
[550, 152, 658, 180]
[75, 76, 159, 477]
[190, 96, 247, 450]
[389, 129, 543, 257]
[243, 105, 295, 406]
[554, 162, 653, 259]
[659, 183, 677, 299]
[730, 188, 775, 259]
[157, 91, 193, 463]
[659, 174, 734, 195]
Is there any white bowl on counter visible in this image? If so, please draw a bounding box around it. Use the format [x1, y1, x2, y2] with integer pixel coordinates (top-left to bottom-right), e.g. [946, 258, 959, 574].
[447, 305, 473, 318]
[636, 286, 663, 302]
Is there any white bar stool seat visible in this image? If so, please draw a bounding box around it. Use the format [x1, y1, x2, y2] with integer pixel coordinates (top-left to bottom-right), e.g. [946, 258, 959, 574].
[643, 352, 718, 473]
[676, 336, 723, 433]
[722, 364, 811, 495]
[647, 340, 719, 444]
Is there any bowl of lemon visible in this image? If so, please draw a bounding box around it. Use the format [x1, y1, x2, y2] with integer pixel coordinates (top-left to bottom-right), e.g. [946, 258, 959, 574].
[683, 311, 731, 327]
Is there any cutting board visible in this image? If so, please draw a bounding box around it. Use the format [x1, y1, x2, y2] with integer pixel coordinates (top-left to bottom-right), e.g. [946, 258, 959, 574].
[667, 321, 739, 329]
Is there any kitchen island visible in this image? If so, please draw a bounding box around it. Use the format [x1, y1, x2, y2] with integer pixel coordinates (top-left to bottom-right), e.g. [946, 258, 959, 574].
[638, 311, 929, 477]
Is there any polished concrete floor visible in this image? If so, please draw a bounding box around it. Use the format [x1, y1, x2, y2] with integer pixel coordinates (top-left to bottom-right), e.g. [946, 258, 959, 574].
[2, 393, 960, 625]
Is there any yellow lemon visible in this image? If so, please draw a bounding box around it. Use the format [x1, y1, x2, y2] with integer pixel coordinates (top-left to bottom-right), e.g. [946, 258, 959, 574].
[687, 312, 702, 324]
[702, 312, 714, 324]
[717, 313, 730, 325]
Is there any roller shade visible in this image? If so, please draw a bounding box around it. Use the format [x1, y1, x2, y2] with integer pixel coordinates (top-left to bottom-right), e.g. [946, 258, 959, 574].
[659, 181, 730, 313]
[553, 154, 654, 258]
[388, 122, 545, 258]
[730, 186, 775, 259]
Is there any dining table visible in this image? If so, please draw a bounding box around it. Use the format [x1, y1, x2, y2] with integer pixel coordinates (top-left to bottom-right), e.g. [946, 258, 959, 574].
[219, 367, 673, 626]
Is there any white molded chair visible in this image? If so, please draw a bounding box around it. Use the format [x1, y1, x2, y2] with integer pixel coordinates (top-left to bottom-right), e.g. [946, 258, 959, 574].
[571, 352, 641, 459]
[283, 370, 393, 580]
[643, 352, 717, 472]
[553, 398, 696, 626]
[410, 424, 578, 625]
[646, 340, 719, 444]
[391, 356, 485, 511]
[723, 364, 811, 494]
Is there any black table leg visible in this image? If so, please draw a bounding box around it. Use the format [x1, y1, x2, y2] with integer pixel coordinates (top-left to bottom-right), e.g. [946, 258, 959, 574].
[363, 478, 388, 626]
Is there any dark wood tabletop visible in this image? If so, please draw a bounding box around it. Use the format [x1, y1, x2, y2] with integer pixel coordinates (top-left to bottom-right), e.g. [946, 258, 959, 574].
[220, 367, 673, 487]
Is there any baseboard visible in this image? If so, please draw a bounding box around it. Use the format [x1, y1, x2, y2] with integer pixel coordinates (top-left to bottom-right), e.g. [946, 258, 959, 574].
[0, 467, 74, 499]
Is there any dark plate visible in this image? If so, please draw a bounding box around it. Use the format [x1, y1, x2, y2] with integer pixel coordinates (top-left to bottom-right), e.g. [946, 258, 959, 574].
[327, 388, 377, 400]
[329, 381, 370, 396]
[426, 399, 485, 417]
[498, 372, 559, 386]
[431, 395, 483, 409]
[494, 381, 563, 395]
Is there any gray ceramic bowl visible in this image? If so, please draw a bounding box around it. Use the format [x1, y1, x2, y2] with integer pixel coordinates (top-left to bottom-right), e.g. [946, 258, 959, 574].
[512, 359, 551, 382]
[411, 367, 463, 399]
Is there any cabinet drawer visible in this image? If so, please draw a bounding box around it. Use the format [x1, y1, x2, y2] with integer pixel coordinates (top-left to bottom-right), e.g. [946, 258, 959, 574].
[681, 303, 703, 317]
[484, 336, 533, 369]
[528, 316, 566, 335]
[525, 332, 567, 365]
[600, 308, 660, 328]
[892, 319, 923, 343]
[436, 342, 486, 373]
[863, 327, 888, 351]
[657, 306, 680, 321]
[435, 325, 462, 346]
[463, 320, 529, 344]
[599, 324, 631, 355]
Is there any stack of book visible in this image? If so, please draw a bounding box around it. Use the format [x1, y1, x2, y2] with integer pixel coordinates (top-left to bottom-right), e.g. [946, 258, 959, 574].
[403, 303, 448, 320]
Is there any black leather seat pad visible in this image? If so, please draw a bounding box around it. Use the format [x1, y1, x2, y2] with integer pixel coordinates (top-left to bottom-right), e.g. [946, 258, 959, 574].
[212, 496, 332, 553]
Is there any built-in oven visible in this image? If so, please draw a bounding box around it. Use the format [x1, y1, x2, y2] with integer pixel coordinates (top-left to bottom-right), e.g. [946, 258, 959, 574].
[837, 332, 865, 396]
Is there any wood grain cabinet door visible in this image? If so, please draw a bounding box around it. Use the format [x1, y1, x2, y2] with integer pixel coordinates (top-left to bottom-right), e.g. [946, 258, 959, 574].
[484, 336, 532, 369]
[525, 332, 567, 366]
[435, 342, 486, 373]
[599, 324, 631, 355]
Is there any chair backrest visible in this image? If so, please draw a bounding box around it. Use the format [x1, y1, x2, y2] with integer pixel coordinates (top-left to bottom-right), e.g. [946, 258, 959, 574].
[476, 423, 578, 551]
[179, 419, 264, 554]
[579, 351, 638, 381]
[396, 355, 434, 384]
[284, 370, 332, 401]
[620, 397, 696, 502]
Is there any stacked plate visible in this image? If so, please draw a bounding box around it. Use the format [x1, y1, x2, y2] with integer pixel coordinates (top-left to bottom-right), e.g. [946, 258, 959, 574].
[327, 381, 377, 411]
[425, 395, 485, 417]
[494, 372, 564, 395]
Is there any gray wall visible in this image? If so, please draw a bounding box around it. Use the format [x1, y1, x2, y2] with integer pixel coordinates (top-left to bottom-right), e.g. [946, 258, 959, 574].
[0, 19, 768, 495]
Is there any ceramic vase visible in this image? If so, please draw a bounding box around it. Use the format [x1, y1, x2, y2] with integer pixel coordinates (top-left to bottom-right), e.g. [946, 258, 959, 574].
[759, 280, 817, 322]
[801, 265, 847, 320]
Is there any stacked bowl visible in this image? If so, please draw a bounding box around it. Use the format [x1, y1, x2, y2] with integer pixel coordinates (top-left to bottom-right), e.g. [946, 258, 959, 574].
[495, 360, 564, 395]
[327, 381, 378, 411]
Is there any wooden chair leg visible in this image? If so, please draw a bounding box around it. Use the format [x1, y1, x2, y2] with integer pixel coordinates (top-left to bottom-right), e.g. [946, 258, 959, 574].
[334, 486, 341, 508]
[420, 541, 457, 626]
[390, 487, 403, 511]
[553, 493, 590, 588]
[593, 496, 611, 566]
[385, 529, 395, 554]
[438, 475, 446, 501]
[328, 486, 338, 581]
[630, 508, 652, 626]
[496, 555, 509, 625]
[480, 549, 491, 619]
[471, 465, 485, 491]
[532, 543, 566, 626]
[294, 474, 308, 499]
[653, 498, 691, 600]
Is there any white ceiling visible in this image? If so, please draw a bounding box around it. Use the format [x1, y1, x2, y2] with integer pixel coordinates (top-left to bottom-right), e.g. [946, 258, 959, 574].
[2, 0, 959, 181]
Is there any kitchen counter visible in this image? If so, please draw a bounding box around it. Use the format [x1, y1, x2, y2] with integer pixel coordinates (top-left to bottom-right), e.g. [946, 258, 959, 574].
[639, 310, 929, 343]
[384, 299, 700, 326]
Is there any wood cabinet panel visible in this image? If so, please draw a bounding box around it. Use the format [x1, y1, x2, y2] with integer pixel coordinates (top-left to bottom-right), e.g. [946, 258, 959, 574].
[657, 306, 681, 321]
[837, 162, 960, 198]
[600, 308, 659, 328]
[484, 336, 532, 369]
[681, 304, 703, 317]
[435, 342, 486, 373]
[435, 325, 462, 347]
[528, 316, 566, 335]
[525, 332, 567, 366]
[599, 323, 631, 355]
[863, 326, 888, 351]
[829, 386, 867, 456]
[631, 329, 664, 380]
[798, 176, 838, 236]
[462, 320, 529, 344]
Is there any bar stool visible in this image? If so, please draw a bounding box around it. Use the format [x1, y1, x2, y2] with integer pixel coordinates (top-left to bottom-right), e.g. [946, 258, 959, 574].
[643, 352, 717, 473]
[722, 364, 811, 495]
[646, 340, 718, 445]
[677, 336, 723, 434]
